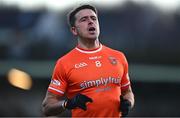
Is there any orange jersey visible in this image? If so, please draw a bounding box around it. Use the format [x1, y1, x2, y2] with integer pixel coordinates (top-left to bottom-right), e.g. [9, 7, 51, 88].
[48, 44, 131, 117]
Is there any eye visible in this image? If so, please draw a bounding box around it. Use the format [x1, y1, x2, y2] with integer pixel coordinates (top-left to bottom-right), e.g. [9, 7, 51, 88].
[80, 17, 87, 22]
[81, 19, 86, 21]
[91, 16, 97, 21]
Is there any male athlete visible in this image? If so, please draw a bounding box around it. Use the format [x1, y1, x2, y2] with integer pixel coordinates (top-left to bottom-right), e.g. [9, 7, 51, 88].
[42, 4, 135, 117]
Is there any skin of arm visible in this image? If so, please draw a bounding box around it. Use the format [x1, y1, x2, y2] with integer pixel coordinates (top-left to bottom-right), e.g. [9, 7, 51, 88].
[121, 86, 135, 108]
[42, 92, 66, 116]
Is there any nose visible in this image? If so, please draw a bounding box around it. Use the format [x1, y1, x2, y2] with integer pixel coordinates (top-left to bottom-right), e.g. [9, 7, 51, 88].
[88, 18, 93, 25]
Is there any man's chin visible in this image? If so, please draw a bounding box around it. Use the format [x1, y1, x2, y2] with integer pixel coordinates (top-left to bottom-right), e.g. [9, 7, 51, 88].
[87, 36, 98, 40]
[80, 34, 99, 40]
[86, 35, 98, 40]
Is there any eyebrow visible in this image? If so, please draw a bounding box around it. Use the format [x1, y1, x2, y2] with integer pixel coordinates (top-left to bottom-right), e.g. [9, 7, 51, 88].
[79, 15, 97, 21]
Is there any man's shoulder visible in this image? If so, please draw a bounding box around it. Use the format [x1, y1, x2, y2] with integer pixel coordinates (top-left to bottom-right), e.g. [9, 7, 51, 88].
[56, 48, 77, 64]
[103, 45, 125, 56]
[103, 45, 128, 63]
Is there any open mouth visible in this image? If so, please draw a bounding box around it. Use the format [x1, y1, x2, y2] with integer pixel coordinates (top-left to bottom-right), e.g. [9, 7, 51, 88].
[88, 27, 96, 32]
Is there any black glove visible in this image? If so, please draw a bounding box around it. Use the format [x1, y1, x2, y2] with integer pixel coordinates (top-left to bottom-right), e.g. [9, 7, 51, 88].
[120, 95, 131, 117]
[64, 93, 93, 111]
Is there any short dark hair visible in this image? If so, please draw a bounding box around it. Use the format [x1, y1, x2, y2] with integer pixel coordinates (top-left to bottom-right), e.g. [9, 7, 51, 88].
[67, 4, 98, 27]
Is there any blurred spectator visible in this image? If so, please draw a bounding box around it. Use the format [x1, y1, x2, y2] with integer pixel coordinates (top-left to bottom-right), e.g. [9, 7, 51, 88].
[32, 11, 66, 43]
[7, 30, 29, 60]
[31, 11, 69, 58]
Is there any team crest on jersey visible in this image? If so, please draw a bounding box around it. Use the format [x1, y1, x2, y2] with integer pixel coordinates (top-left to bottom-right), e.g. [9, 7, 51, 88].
[108, 56, 117, 65]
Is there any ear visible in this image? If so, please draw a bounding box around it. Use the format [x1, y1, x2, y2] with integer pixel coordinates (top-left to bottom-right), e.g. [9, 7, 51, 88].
[71, 27, 78, 36]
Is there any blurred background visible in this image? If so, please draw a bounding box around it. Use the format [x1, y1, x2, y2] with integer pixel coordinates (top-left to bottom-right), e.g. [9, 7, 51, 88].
[0, 0, 180, 117]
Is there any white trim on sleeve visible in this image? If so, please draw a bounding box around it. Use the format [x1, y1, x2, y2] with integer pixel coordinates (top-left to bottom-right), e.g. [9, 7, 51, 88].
[48, 86, 64, 94]
[121, 82, 130, 87]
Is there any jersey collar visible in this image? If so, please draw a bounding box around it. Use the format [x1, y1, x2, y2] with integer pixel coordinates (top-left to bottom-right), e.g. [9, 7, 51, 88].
[75, 44, 102, 54]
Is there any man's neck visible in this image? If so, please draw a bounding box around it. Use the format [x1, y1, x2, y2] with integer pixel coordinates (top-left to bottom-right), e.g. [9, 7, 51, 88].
[77, 38, 100, 50]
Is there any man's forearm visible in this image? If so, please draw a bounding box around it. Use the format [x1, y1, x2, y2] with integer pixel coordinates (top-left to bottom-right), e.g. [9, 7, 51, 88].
[122, 86, 135, 108]
[42, 99, 66, 116]
[123, 91, 134, 108]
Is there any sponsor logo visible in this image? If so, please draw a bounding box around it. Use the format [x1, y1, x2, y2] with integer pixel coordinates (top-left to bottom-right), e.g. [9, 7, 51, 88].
[51, 79, 60, 86]
[80, 77, 121, 89]
[75, 62, 88, 68]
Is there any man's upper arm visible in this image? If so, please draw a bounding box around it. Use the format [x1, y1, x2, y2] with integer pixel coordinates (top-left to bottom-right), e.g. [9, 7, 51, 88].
[120, 52, 131, 90]
[48, 60, 67, 96]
